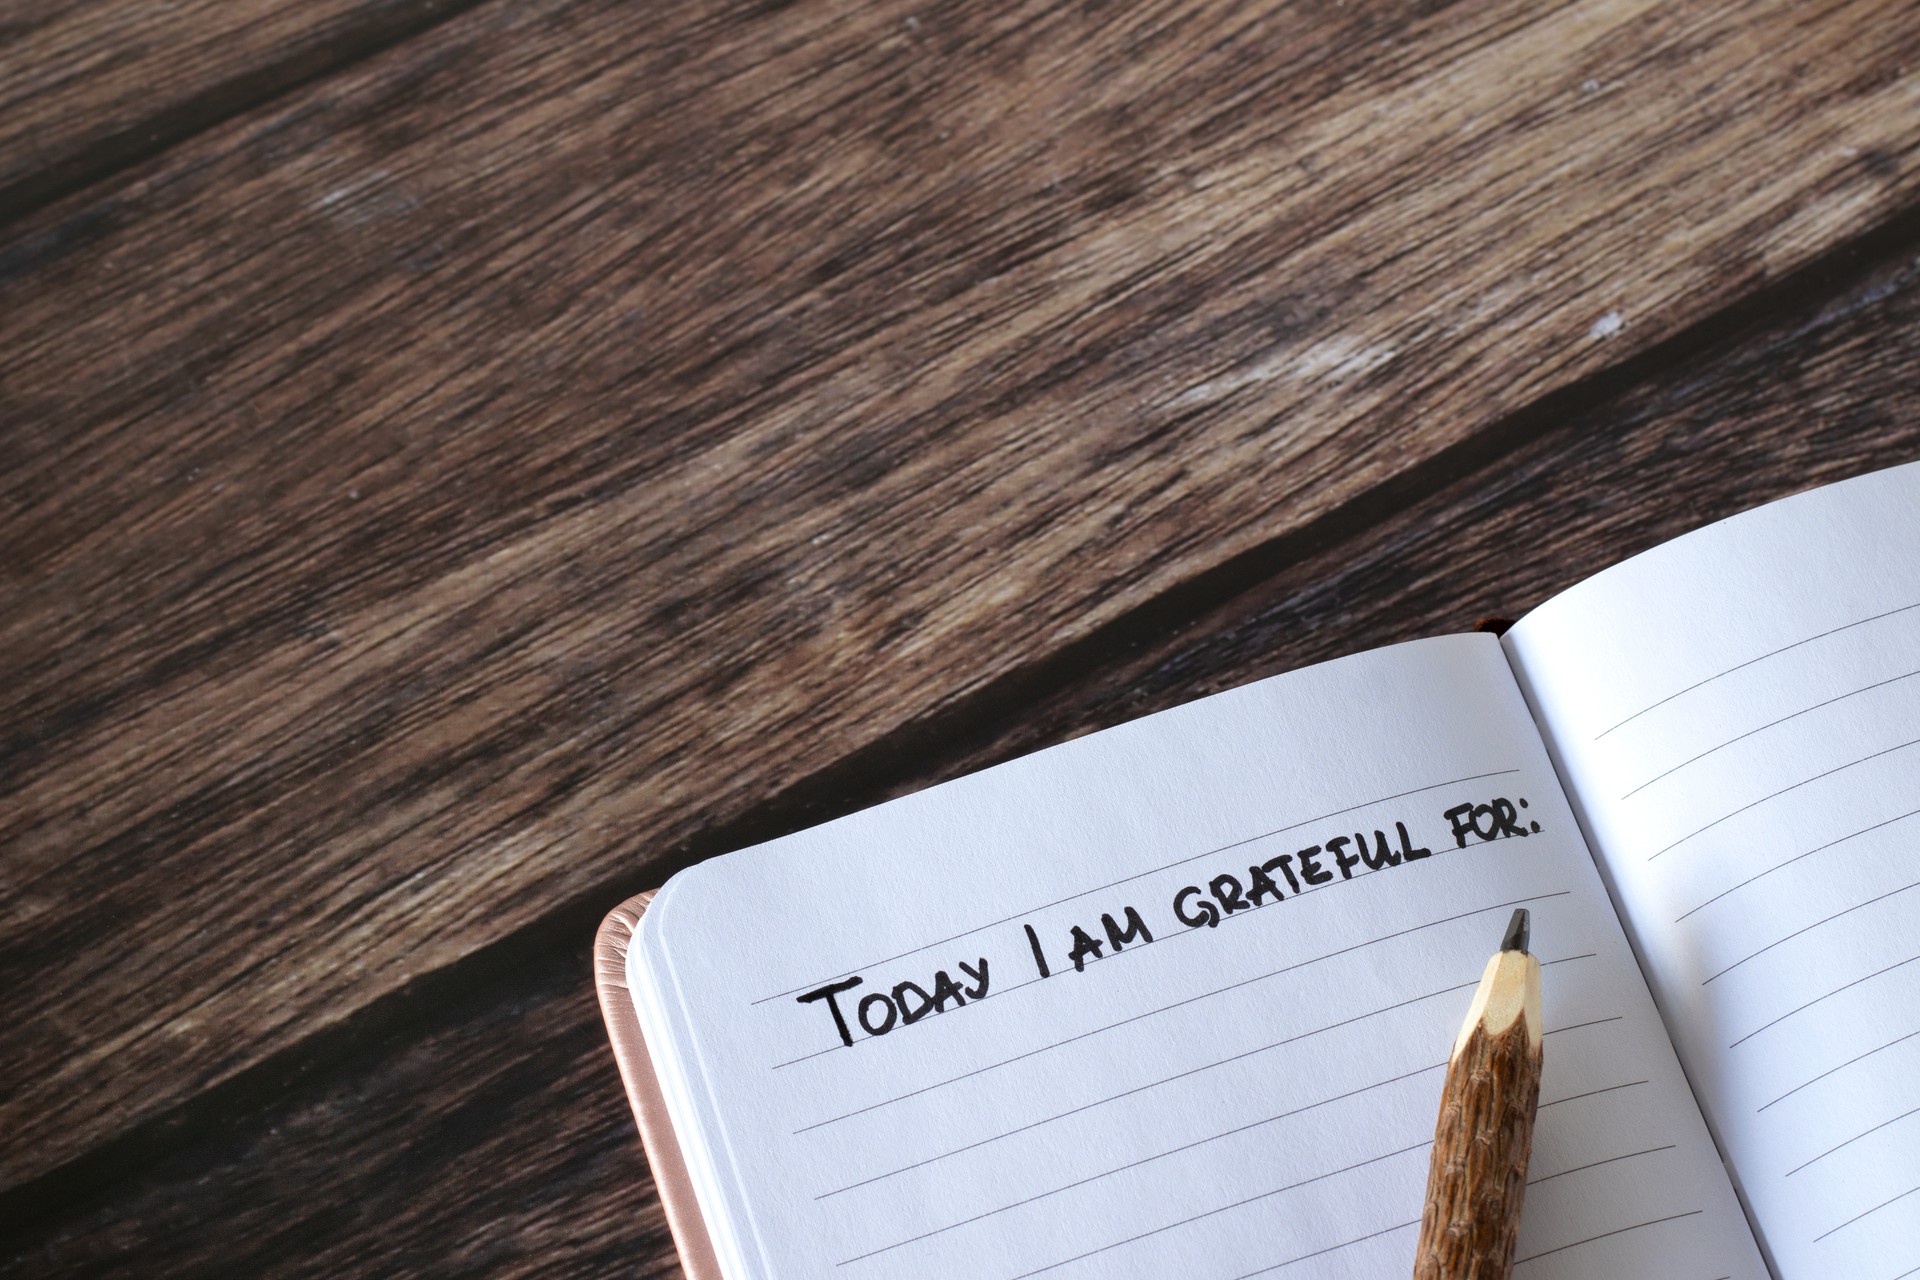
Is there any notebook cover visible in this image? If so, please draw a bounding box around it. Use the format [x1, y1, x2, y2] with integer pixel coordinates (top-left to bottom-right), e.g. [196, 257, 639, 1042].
[594, 890, 726, 1280]
[596, 617, 1521, 1275]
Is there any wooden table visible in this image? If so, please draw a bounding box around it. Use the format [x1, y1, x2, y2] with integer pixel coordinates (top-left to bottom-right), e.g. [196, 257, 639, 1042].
[3, 0, 1919, 1273]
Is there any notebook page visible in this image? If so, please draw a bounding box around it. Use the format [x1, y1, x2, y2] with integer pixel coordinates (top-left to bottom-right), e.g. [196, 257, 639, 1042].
[1502, 461, 1920, 1280]
[630, 634, 1762, 1280]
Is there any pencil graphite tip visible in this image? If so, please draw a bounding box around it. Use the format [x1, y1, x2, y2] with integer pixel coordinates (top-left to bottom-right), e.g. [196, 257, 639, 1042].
[1501, 907, 1531, 955]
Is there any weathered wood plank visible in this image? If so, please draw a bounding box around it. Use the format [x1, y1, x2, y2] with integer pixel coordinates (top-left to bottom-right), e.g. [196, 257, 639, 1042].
[7, 189, 1920, 1280]
[2, 941, 676, 1278]
[958, 260, 1920, 774]
[4, 0, 1919, 1203]
[0, 0, 477, 222]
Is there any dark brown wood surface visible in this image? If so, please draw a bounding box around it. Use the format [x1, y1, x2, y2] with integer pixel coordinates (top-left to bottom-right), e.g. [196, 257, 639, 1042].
[3, 0, 1920, 1271]
[0, 0, 475, 222]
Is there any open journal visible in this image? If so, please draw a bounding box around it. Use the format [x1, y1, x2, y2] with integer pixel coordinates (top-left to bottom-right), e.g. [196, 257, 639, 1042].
[602, 460, 1920, 1280]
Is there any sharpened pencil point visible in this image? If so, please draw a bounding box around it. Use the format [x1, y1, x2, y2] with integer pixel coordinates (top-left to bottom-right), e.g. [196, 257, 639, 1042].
[1501, 908, 1530, 955]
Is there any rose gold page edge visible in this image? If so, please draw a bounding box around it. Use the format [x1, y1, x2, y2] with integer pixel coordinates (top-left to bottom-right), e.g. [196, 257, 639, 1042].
[595, 890, 727, 1280]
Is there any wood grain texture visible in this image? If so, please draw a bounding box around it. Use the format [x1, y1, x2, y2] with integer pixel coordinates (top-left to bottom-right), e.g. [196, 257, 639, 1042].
[7, 191, 1920, 1280]
[951, 251, 1920, 777]
[6, 0, 1920, 1201]
[2, 939, 677, 1279]
[0, 0, 478, 222]
[11, 0, 1920, 1205]
[1413, 955, 1542, 1280]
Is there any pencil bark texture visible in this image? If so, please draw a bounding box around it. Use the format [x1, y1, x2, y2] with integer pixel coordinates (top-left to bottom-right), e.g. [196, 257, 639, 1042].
[1412, 1016, 1542, 1279]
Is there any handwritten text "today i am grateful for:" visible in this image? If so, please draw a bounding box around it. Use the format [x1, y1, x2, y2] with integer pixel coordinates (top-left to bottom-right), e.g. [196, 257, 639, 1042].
[794, 796, 1541, 1049]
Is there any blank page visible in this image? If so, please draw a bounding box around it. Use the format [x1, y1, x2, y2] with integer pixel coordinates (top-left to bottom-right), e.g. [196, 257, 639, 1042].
[1504, 461, 1920, 1280]
[630, 634, 1762, 1280]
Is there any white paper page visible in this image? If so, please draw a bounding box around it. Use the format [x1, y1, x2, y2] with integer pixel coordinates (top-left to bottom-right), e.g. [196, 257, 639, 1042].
[1503, 461, 1920, 1280]
[630, 634, 1762, 1280]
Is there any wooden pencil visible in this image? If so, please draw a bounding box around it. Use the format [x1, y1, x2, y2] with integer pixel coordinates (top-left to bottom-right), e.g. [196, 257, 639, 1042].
[1412, 908, 1544, 1280]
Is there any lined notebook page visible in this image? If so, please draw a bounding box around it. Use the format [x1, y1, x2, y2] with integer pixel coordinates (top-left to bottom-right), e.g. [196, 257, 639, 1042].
[630, 634, 1762, 1280]
[1504, 461, 1920, 1280]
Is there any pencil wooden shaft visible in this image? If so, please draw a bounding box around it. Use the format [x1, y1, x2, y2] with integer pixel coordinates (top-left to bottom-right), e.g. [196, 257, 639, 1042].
[1412, 952, 1542, 1280]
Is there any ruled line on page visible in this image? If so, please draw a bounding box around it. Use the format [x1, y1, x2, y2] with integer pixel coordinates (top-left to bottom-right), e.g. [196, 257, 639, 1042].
[1703, 878, 1920, 983]
[1539, 1078, 1647, 1109]
[769, 972, 1049, 1071]
[1544, 1014, 1624, 1038]
[1813, 1182, 1920, 1243]
[1730, 953, 1920, 1049]
[1646, 736, 1920, 861]
[1677, 806, 1920, 922]
[750, 767, 1523, 1005]
[987, 1144, 1433, 1280]
[1228, 1218, 1421, 1278]
[1592, 598, 1920, 741]
[771, 1041, 852, 1071]
[796, 977, 1470, 1139]
[825, 997, 1620, 1258]
[979, 1103, 1673, 1280]
[851, 1113, 1661, 1267]
[764, 855, 1543, 1074]
[817, 997, 1612, 1205]
[1528, 1144, 1677, 1185]
[1759, 1029, 1920, 1111]
[1512, 1210, 1705, 1265]
[1783, 1105, 1920, 1177]
[788, 891, 1572, 1132]
[818, 1059, 1448, 1203]
[836, 1130, 1432, 1265]
[1620, 667, 1920, 800]
[835, 1015, 1636, 1270]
